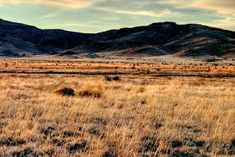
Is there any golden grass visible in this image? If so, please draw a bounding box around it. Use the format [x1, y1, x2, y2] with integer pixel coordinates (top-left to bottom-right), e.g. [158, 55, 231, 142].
[0, 72, 234, 156]
[0, 58, 234, 77]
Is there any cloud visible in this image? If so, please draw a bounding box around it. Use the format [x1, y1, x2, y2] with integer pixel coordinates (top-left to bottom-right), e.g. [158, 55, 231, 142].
[39, 11, 62, 19]
[94, 6, 174, 18]
[160, 0, 235, 15]
[0, 0, 234, 31]
[205, 17, 235, 31]
[0, 0, 101, 8]
[113, 9, 173, 18]
[156, 0, 235, 30]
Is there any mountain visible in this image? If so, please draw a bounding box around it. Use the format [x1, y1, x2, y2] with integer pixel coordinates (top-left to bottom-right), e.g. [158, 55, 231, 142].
[0, 18, 234, 57]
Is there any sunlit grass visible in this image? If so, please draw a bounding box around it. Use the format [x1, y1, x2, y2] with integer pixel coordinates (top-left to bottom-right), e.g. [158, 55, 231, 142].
[0, 73, 234, 156]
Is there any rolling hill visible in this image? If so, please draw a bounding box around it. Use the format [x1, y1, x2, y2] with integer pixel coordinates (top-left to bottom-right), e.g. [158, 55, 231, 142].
[0, 18, 234, 57]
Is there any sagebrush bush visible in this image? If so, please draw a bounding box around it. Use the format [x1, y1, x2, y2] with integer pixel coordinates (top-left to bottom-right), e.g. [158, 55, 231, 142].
[112, 76, 121, 81]
[55, 88, 75, 96]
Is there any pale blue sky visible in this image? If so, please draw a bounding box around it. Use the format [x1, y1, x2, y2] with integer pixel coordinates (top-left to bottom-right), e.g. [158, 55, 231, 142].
[0, 0, 234, 33]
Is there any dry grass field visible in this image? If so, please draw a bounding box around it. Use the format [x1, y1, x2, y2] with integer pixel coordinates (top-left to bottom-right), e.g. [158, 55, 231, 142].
[0, 57, 234, 77]
[0, 58, 234, 157]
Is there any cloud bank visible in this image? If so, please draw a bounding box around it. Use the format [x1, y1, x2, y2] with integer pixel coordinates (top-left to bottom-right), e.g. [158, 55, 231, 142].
[0, 0, 234, 32]
[0, 0, 100, 8]
[162, 0, 235, 15]
[0, 0, 234, 16]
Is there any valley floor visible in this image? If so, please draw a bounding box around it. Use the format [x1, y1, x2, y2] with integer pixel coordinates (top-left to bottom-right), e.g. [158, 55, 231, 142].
[0, 58, 234, 156]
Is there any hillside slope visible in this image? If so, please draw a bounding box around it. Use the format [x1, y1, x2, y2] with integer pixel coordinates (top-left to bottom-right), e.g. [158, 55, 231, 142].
[0, 19, 234, 57]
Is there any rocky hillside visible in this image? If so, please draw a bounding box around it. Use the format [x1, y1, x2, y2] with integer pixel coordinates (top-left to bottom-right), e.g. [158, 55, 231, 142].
[0, 18, 234, 57]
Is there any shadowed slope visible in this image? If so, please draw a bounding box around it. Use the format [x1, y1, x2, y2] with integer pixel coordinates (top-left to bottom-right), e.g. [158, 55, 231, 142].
[0, 19, 234, 57]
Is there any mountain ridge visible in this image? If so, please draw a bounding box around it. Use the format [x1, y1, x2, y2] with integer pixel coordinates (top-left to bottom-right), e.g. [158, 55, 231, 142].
[0, 18, 234, 58]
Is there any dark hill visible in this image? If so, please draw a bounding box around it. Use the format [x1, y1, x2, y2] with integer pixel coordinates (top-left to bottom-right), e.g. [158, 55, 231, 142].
[0, 19, 234, 57]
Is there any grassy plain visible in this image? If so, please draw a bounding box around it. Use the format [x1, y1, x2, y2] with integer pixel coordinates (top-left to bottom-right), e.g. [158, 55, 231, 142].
[0, 57, 234, 157]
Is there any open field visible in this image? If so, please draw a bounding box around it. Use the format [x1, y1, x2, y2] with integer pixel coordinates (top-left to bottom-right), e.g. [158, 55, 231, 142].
[0, 58, 234, 157]
[0, 57, 234, 77]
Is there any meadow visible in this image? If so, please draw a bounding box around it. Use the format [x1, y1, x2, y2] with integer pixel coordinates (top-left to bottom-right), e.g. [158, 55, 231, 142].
[0, 58, 234, 157]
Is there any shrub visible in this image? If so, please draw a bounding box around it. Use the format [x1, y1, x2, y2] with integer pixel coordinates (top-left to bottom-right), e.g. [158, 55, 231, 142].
[112, 76, 121, 81]
[104, 75, 112, 81]
[55, 88, 75, 96]
[78, 89, 102, 98]
[103, 75, 121, 81]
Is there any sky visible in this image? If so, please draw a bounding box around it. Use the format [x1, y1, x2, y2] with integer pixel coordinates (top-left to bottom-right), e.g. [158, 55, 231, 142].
[0, 0, 235, 33]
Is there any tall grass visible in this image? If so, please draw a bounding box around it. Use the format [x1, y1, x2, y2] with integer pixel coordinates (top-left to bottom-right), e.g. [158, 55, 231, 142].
[0, 74, 234, 156]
